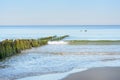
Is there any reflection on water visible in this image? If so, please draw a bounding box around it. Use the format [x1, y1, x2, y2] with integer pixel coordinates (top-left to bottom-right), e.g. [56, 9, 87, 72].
[0, 44, 120, 79]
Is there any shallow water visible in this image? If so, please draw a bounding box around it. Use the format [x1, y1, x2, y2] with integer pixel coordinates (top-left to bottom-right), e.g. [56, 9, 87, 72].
[0, 44, 120, 80]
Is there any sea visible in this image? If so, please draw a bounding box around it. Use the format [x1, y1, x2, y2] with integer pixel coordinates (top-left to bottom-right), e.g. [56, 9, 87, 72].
[0, 25, 120, 40]
[0, 25, 120, 80]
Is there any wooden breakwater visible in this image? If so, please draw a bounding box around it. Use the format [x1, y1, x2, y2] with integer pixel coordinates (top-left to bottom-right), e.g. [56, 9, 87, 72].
[0, 35, 69, 59]
[51, 35, 69, 41]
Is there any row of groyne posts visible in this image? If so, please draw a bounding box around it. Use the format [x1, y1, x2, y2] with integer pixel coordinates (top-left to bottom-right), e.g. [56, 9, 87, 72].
[0, 35, 69, 59]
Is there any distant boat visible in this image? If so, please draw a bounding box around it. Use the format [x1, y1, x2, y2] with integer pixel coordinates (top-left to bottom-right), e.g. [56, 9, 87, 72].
[85, 30, 87, 32]
[80, 30, 87, 32]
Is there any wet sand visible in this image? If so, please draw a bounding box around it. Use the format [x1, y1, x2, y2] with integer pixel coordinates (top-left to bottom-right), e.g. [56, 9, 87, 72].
[62, 67, 120, 80]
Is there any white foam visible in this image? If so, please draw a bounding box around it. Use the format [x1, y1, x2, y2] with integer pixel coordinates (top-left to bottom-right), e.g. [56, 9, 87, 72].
[48, 41, 68, 45]
[17, 68, 87, 80]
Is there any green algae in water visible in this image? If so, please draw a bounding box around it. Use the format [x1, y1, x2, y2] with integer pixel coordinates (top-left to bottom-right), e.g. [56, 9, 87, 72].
[68, 40, 120, 45]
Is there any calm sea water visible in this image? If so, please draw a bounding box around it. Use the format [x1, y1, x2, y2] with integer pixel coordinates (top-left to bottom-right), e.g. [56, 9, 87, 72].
[0, 25, 120, 80]
[0, 25, 120, 40]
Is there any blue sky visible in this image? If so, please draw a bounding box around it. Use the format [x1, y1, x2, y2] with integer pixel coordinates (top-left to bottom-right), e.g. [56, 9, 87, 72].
[0, 0, 120, 25]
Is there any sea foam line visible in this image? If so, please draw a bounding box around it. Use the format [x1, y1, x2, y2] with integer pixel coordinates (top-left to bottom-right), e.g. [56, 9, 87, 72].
[48, 41, 68, 45]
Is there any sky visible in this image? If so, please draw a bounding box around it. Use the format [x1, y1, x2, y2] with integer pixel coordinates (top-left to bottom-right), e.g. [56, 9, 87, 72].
[0, 0, 120, 25]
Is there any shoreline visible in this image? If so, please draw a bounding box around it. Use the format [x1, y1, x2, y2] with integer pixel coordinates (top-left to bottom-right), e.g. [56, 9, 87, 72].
[16, 68, 87, 80]
[16, 67, 120, 80]
[62, 67, 120, 80]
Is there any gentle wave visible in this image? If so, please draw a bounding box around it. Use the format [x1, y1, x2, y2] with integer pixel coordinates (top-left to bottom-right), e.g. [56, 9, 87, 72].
[48, 41, 68, 45]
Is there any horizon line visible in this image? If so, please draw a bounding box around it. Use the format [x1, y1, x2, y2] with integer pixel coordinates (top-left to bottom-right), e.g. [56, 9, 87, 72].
[0, 25, 120, 26]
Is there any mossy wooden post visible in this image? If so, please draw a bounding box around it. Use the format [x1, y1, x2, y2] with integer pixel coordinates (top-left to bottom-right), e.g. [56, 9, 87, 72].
[4, 40, 11, 57]
[14, 40, 21, 53]
[0, 40, 14, 58]
[0, 42, 6, 59]
[31, 39, 40, 47]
